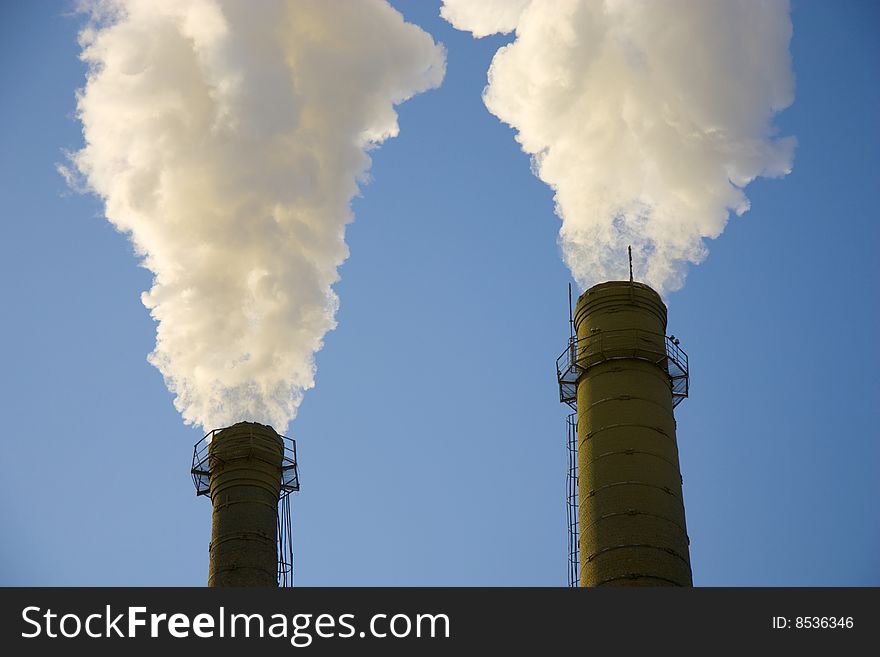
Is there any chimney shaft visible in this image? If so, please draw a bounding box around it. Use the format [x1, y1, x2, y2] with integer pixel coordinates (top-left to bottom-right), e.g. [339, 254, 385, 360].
[207, 422, 283, 587]
[574, 281, 692, 586]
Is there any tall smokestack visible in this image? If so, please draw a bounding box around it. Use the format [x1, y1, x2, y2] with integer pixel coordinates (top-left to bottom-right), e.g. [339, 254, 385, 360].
[560, 281, 692, 586]
[192, 421, 299, 587]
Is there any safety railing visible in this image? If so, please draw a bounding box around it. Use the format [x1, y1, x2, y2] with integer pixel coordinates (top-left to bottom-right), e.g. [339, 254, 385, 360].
[556, 329, 689, 408]
[191, 430, 300, 496]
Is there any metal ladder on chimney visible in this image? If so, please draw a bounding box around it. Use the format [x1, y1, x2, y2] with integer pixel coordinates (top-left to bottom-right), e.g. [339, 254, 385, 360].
[566, 412, 579, 587]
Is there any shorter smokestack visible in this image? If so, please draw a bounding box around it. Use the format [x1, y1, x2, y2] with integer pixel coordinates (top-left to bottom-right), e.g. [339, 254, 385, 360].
[207, 422, 283, 586]
[192, 421, 303, 587]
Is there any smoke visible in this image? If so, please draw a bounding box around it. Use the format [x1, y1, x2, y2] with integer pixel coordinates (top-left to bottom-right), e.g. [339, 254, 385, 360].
[440, 0, 530, 38]
[441, 0, 795, 293]
[65, 0, 445, 432]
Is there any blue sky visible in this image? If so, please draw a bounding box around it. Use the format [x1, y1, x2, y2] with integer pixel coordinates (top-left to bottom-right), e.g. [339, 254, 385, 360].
[1, 0, 878, 586]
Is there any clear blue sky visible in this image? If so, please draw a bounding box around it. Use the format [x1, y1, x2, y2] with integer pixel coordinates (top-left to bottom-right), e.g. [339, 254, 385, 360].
[1, 1, 877, 586]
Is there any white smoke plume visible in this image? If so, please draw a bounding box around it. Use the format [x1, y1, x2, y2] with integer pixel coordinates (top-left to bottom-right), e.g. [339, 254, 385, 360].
[65, 0, 445, 432]
[442, 0, 795, 293]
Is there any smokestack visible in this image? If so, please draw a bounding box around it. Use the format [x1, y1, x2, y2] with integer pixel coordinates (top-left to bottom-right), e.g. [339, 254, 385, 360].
[207, 422, 283, 587]
[191, 421, 300, 587]
[559, 281, 692, 586]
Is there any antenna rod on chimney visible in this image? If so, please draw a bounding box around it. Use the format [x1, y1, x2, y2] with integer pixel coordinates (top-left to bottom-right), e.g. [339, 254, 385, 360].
[628, 245, 634, 283]
[568, 283, 574, 339]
